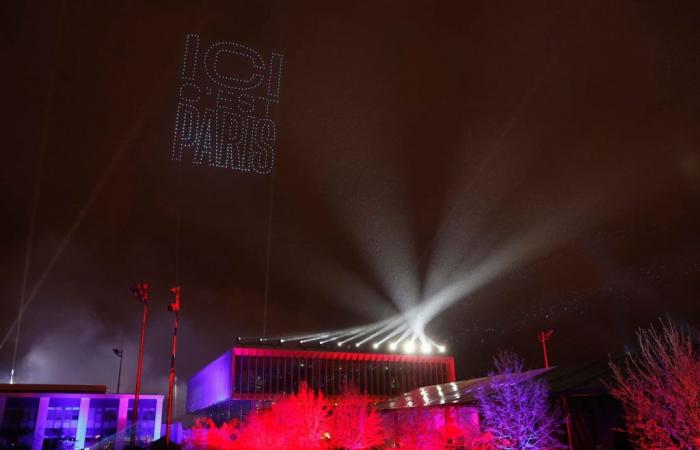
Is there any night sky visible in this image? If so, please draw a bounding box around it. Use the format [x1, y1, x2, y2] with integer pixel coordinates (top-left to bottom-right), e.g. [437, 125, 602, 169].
[1, 1, 699, 417]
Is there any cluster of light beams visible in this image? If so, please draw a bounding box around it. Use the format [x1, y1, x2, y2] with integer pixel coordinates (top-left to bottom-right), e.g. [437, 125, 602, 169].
[237, 214, 583, 357]
[254, 214, 580, 357]
[252, 312, 446, 355]
[415, 201, 598, 332]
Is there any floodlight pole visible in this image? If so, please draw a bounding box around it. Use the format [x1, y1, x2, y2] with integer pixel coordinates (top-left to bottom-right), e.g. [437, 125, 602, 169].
[165, 286, 181, 446]
[537, 330, 574, 448]
[130, 283, 150, 447]
[537, 330, 554, 368]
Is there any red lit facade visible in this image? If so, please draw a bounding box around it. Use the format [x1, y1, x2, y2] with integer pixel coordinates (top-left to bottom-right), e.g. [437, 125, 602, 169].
[187, 347, 456, 416]
[232, 347, 456, 398]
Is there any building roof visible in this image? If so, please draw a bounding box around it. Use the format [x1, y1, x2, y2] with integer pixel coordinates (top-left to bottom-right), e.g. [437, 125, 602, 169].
[0, 384, 108, 394]
[376, 367, 553, 410]
[543, 357, 619, 395]
[376, 357, 625, 411]
[235, 337, 451, 356]
[231, 345, 454, 363]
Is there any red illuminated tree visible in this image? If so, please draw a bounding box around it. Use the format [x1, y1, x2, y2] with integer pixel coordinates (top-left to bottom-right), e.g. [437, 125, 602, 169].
[475, 351, 562, 449]
[285, 383, 331, 448]
[233, 382, 331, 450]
[390, 409, 461, 450]
[231, 405, 292, 449]
[184, 417, 239, 450]
[609, 319, 700, 448]
[328, 389, 385, 449]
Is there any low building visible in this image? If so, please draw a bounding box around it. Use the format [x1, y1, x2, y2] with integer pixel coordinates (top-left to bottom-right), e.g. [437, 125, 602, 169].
[0, 384, 163, 450]
[544, 360, 632, 449]
[187, 346, 456, 421]
[377, 363, 631, 449]
[375, 369, 546, 446]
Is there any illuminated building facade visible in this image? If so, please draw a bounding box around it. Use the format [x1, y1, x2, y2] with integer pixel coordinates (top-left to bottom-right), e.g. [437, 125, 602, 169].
[0, 384, 163, 450]
[187, 346, 456, 419]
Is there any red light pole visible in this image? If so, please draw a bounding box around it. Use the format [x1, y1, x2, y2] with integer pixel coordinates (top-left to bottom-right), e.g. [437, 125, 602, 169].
[537, 330, 574, 448]
[165, 286, 181, 446]
[537, 329, 554, 368]
[130, 283, 149, 447]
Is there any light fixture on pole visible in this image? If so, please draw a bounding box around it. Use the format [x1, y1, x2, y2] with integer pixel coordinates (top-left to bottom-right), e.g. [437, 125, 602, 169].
[165, 286, 181, 446]
[112, 346, 123, 394]
[130, 283, 149, 447]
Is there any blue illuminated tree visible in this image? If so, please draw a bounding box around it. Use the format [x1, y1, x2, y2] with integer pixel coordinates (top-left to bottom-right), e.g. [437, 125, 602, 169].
[475, 351, 563, 450]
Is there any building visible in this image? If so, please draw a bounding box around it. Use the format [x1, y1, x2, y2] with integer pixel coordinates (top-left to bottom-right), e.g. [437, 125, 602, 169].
[0, 384, 163, 450]
[544, 360, 632, 449]
[375, 368, 551, 448]
[185, 345, 631, 447]
[187, 346, 456, 420]
[376, 362, 632, 449]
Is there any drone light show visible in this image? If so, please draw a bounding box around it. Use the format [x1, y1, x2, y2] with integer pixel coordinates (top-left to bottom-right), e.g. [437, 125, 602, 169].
[172, 34, 284, 174]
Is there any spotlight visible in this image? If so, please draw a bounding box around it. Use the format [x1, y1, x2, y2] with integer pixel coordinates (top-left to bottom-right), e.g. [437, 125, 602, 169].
[280, 339, 285, 343]
[437, 345, 446, 353]
[421, 342, 432, 354]
[372, 343, 379, 349]
[389, 342, 398, 351]
[337, 342, 342, 347]
[355, 343, 360, 347]
[403, 341, 416, 354]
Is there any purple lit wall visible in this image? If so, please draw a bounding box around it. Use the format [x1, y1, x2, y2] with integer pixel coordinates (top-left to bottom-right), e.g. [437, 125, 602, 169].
[187, 351, 232, 413]
[0, 391, 162, 450]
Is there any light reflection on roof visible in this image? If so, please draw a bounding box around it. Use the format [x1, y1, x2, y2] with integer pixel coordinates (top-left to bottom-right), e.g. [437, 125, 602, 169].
[375, 367, 552, 410]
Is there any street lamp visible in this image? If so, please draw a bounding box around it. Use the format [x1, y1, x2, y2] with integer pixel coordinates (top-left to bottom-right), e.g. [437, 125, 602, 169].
[112, 346, 123, 394]
[130, 283, 149, 447]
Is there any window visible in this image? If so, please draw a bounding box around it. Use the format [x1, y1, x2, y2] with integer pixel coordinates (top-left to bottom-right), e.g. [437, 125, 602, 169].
[85, 398, 119, 448]
[0, 397, 39, 448]
[1, 397, 38, 431]
[42, 398, 80, 450]
[126, 399, 156, 445]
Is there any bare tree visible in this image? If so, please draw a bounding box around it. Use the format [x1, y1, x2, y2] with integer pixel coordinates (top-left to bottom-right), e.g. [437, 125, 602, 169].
[609, 318, 700, 449]
[476, 351, 563, 449]
[328, 389, 384, 450]
[232, 383, 331, 449]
